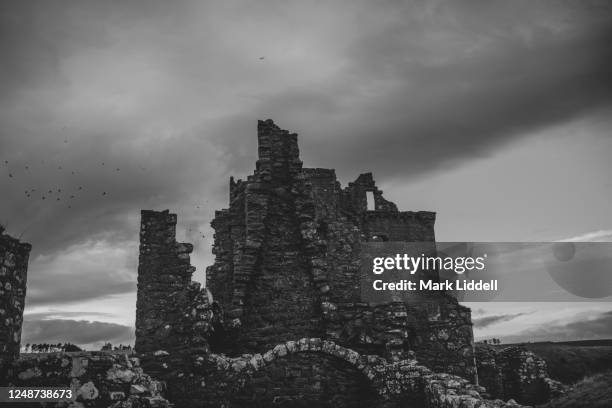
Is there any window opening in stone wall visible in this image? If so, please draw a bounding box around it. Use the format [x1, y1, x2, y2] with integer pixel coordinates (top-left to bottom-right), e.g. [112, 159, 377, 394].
[366, 191, 375, 211]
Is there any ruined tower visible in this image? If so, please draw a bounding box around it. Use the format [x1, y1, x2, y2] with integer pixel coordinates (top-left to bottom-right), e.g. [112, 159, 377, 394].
[135, 210, 213, 355]
[205, 119, 476, 378]
[0, 227, 31, 380]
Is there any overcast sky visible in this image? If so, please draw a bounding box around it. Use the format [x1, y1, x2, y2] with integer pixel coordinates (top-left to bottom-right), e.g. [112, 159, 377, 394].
[1, 0, 611, 349]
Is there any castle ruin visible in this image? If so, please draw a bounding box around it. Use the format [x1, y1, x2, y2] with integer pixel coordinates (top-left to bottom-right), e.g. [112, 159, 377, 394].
[134, 119, 479, 407]
[0, 120, 560, 408]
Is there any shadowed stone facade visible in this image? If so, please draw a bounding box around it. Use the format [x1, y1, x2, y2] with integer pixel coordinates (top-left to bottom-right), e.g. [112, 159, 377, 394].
[203, 119, 476, 379]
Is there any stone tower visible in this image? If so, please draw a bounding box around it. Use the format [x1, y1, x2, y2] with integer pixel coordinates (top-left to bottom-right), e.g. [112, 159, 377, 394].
[135, 210, 212, 354]
[205, 119, 475, 378]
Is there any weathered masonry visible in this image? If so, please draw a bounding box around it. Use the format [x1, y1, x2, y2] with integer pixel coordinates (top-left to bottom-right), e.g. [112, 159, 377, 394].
[134, 120, 491, 407]
[0, 226, 31, 382]
[136, 210, 214, 355]
[204, 119, 475, 379]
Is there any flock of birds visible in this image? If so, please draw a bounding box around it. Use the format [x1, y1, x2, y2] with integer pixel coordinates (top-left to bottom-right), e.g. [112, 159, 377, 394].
[3, 152, 210, 240]
[4, 158, 122, 209]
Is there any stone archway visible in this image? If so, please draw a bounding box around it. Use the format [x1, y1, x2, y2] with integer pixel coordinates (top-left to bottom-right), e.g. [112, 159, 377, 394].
[205, 338, 493, 408]
[230, 351, 381, 408]
[213, 338, 424, 407]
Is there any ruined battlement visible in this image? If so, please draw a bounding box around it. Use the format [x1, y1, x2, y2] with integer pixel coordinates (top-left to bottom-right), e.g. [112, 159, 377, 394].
[255, 119, 303, 183]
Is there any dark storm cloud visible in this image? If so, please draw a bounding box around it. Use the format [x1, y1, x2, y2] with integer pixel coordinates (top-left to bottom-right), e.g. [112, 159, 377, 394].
[503, 310, 612, 343]
[0, 0, 228, 256]
[2, 0, 611, 250]
[473, 313, 527, 328]
[21, 319, 133, 346]
[252, 3, 612, 181]
[0, 0, 190, 96]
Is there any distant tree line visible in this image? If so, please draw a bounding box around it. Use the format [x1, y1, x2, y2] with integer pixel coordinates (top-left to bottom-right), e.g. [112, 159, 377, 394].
[22, 342, 134, 353]
[100, 342, 132, 351]
[477, 338, 502, 345]
[22, 343, 83, 353]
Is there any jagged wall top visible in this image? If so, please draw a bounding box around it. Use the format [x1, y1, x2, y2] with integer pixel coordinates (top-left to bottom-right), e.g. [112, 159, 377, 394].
[255, 119, 303, 183]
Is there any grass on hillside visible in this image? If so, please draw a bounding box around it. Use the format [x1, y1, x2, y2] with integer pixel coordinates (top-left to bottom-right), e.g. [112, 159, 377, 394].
[517, 342, 612, 384]
[537, 371, 612, 408]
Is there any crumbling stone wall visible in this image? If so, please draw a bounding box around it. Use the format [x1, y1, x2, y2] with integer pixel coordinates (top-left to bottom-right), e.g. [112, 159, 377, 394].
[205, 121, 325, 353]
[0, 227, 31, 382]
[475, 344, 565, 405]
[135, 210, 214, 355]
[5, 351, 171, 407]
[204, 119, 476, 380]
[145, 337, 526, 408]
[5, 340, 528, 408]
